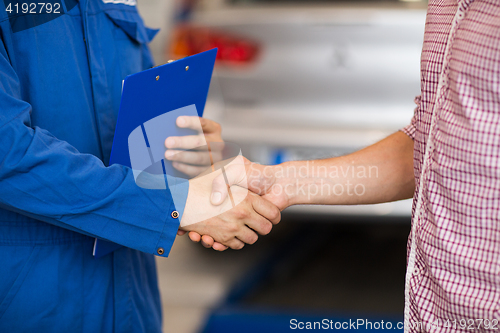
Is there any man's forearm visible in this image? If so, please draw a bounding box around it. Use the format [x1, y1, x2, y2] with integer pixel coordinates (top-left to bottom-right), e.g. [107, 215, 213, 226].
[201, 131, 415, 251]
[275, 131, 415, 206]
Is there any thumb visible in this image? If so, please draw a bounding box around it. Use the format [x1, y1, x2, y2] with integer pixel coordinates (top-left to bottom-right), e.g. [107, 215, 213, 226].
[210, 172, 229, 205]
[210, 162, 248, 205]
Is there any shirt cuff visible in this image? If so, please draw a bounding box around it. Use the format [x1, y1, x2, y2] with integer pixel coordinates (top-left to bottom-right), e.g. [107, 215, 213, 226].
[400, 124, 416, 140]
[154, 176, 189, 258]
[166, 175, 189, 222]
[401, 95, 421, 140]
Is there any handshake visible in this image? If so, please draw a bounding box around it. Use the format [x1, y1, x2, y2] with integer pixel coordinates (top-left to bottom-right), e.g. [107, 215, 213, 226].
[162, 116, 290, 251]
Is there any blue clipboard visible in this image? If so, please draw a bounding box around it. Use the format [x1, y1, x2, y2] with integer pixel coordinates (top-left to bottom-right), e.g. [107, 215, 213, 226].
[93, 48, 218, 258]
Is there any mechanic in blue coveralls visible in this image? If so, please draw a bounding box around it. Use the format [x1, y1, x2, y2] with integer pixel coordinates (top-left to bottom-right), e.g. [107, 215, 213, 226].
[0, 0, 281, 331]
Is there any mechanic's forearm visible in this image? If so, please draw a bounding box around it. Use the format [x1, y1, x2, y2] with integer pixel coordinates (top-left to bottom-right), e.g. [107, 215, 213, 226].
[278, 131, 415, 206]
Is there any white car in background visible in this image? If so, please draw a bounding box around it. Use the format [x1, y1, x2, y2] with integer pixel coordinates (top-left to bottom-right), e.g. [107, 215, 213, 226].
[168, 0, 428, 217]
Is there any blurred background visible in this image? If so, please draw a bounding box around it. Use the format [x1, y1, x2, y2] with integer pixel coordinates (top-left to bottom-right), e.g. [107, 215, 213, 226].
[136, 0, 427, 332]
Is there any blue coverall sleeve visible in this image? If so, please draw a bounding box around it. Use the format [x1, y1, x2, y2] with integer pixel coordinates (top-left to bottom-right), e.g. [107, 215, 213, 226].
[0, 39, 187, 257]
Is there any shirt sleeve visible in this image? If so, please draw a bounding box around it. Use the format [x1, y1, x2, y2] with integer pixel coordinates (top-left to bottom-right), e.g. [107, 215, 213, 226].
[400, 95, 421, 140]
[0, 36, 186, 257]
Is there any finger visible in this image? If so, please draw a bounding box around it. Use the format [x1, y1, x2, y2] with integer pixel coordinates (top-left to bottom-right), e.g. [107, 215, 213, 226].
[242, 206, 274, 236]
[176, 116, 202, 131]
[188, 231, 202, 243]
[177, 230, 187, 236]
[226, 238, 245, 250]
[212, 242, 228, 251]
[165, 149, 213, 166]
[200, 117, 222, 135]
[172, 162, 209, 177]
[201, 239, 211, 248]
[250, 193, 281, 225]
[165, 135, 206, 150]
[176, 116, 219, 134]
[206, 150, 223, 164]
[236, 227, 259, 245]
[211, 173, 228, 205]
[207, 141, 225, 152]
[201, 234, 215, 248]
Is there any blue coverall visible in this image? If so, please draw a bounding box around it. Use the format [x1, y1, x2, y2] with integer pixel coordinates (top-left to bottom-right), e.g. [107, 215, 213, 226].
[0, 0, 188, 331]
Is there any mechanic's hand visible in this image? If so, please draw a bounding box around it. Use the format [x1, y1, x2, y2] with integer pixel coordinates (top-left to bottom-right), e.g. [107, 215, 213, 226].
[167, 116, 246, 251]
[177, 229, 228, 251]
[165, 116, 223, 177]
[177, 166, 281, 250]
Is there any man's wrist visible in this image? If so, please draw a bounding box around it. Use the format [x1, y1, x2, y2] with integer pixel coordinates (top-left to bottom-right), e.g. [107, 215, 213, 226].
[272, 161, 303, 207]
[274, 160, 340, 206]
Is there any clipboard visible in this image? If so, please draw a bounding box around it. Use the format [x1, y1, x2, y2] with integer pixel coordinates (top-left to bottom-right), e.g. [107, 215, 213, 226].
[93, 48, 218, 258]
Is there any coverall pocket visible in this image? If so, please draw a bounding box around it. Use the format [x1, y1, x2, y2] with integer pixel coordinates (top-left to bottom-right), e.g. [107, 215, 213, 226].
[0, 245, 40, 320]
[105, 10, 158, 44]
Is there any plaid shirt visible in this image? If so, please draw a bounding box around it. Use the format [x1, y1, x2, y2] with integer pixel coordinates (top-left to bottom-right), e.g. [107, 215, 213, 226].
[401, 0, 500, 331]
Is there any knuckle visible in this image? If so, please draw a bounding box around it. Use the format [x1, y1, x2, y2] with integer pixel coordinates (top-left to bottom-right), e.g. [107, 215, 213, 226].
[199, 117, 207, 127]
[227, 240, 239, 250]
[234, 208, 249, 220]
[243, 193, 254, 204]
[213, 178, 225, 189]
[227, 222, 240, 234]
[270, 208, 281, 222]
[220, 233, 232, 243]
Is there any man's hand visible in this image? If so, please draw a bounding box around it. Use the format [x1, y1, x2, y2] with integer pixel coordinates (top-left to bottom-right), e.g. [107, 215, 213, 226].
[165, 116, 286, 251]
[184, 158, 291, 250]
[165, 115, 237, 250]
[179, 132, 416, 250]
[177, 163, 281, 250]
[211, 159, 290, 210]
[180, 190, 281, 250]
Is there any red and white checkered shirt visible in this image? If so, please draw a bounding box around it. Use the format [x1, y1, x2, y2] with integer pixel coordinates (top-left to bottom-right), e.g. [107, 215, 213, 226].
[401, 0, 500, 331]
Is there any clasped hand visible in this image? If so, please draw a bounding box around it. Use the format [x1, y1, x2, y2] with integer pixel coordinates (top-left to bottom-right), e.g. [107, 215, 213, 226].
[164, 116, 286, 251]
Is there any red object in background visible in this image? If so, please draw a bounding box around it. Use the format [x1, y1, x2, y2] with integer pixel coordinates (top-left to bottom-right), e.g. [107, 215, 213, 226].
[169, 25, 260, 66]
